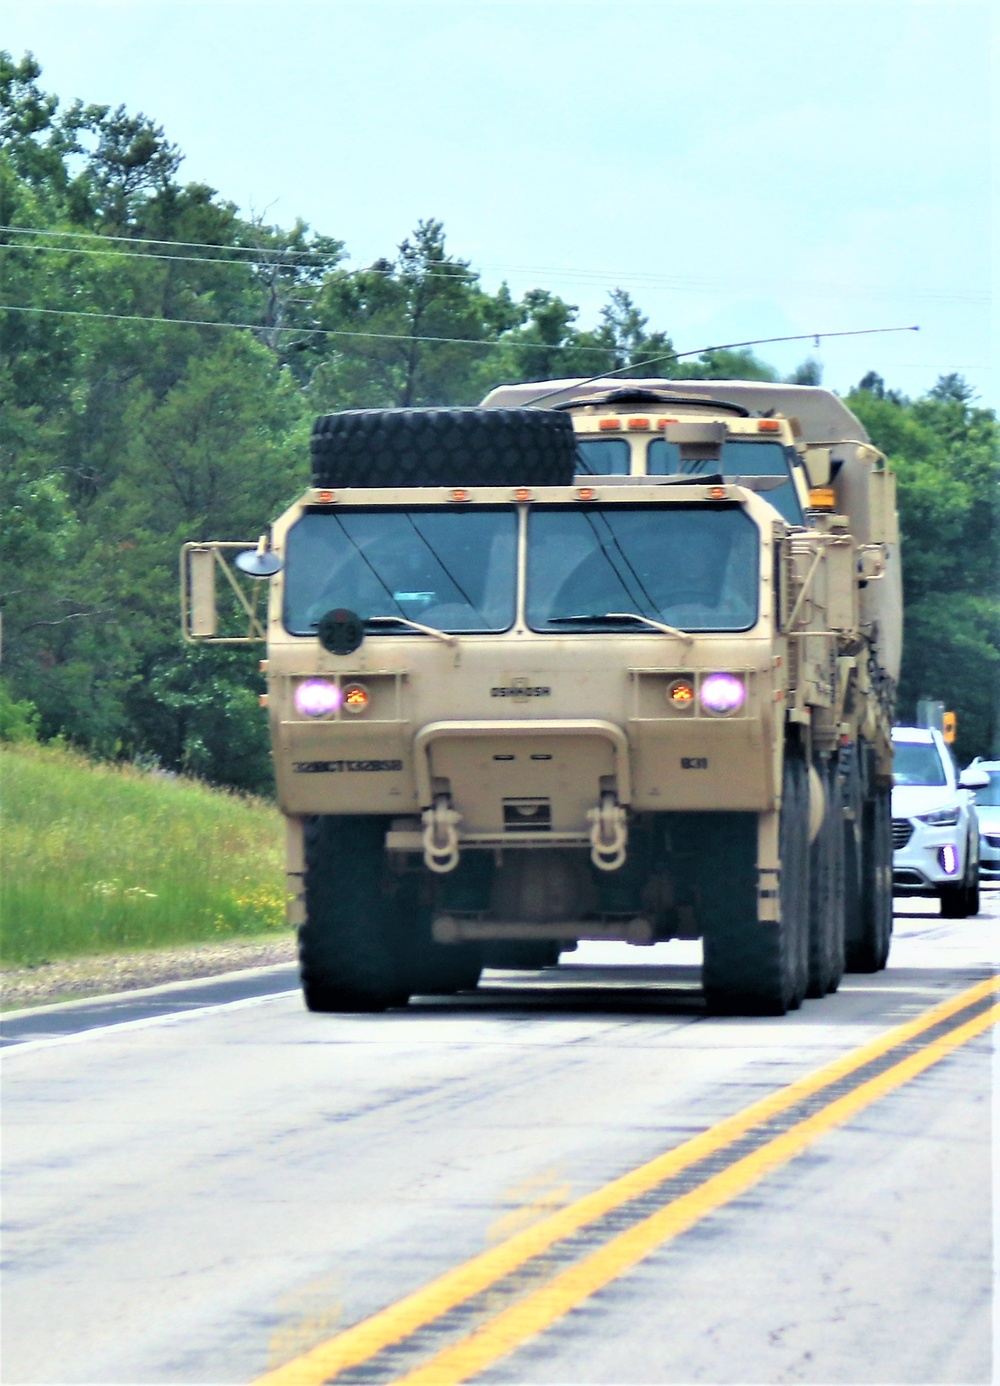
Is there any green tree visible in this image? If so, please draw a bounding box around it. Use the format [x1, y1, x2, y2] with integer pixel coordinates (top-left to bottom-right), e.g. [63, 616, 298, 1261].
[848, 376, 999, 761]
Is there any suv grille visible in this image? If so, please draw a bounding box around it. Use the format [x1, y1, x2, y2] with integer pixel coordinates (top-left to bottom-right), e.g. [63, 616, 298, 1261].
[892, 818, 914, 850]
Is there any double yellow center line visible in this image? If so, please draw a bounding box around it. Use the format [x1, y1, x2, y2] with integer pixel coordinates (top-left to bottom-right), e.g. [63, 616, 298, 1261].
[256, 974, 999, 1386]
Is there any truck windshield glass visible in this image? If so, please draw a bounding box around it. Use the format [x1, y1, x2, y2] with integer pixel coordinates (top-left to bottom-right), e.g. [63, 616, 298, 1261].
[284, 508, 517, 634]
[526, 505, 759, 633]
[575, 438, 631, 474]
[647, 439, 802, 523]
[892, 740, 947, 787]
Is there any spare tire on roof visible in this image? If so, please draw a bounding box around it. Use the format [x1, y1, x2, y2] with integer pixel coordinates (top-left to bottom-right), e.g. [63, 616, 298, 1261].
[310, 407, 577, 488]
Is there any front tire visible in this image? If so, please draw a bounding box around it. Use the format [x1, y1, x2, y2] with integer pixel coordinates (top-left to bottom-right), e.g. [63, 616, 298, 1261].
[807, 756, 845, 997]
[845, 783, 892, 971]
[702, 743, 809, 1015]
[299, 816, 412, 1012]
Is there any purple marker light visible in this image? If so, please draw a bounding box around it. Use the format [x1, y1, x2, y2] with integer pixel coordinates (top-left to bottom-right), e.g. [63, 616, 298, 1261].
[294, 679, 342, 718]
[939, 844, 959, 877]
[699, 673, 746, 715]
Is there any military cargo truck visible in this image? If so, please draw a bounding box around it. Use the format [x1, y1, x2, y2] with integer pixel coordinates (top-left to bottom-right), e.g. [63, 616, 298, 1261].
[181, 378, 901, 1015]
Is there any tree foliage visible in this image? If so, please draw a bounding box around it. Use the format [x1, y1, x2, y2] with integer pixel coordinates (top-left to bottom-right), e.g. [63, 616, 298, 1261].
[1, 52, 995, 786]
[848, 377, 999, 761]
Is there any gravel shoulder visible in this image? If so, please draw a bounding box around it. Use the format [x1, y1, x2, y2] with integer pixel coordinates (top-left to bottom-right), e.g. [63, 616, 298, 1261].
[1, 935, 298, 1010]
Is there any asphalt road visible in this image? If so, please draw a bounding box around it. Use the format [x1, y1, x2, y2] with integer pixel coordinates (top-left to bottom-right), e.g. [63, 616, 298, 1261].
[2, 891, 997, 1386]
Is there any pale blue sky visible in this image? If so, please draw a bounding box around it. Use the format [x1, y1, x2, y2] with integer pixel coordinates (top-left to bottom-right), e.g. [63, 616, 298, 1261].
[6, 1, 995, 402]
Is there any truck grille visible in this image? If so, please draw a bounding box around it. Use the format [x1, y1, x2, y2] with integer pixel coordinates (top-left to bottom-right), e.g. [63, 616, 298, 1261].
[892, 819, 914, 850]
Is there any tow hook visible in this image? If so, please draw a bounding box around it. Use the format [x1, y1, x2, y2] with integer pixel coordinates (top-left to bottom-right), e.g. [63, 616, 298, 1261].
[421, 795, 462, 874]
[587, 793, 628, 871]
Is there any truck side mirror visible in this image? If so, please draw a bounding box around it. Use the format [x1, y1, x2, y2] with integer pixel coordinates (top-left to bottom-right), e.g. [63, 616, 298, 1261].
[236, 534, 283, 577]
[187, 547, 218, 637]
[802, 447, 832, 487]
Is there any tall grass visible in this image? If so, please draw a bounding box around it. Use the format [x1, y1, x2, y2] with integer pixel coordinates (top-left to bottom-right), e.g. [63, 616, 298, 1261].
[1, 743, 287, 967]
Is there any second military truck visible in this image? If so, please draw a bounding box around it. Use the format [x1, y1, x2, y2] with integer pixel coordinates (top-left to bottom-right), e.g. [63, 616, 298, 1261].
[183, 378, 901, 1015]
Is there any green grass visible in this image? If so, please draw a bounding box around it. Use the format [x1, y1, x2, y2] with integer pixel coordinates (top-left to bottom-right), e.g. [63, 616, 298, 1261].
[0, 743, 287, 967]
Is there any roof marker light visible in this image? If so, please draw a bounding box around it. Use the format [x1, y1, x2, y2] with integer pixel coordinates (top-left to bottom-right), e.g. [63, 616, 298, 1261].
[316, 489, 336, 503]
[627, 417, 650, 430]
[599, 418, 621, 431]
[514, 486, 533, 502]
[450, 488, 471, 502]
[576, 486, 596, 501]
[708, 486, 727, 500]
[757, 419, 781, 433]
[656, 418, 678, 429]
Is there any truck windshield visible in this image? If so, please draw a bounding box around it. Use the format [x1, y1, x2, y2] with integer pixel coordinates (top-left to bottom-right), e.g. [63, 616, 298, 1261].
[647, 439, 802, 524]
[575, 438, 631, 474]
[283, 508, 517, 634]
[526, 505, 759, 633]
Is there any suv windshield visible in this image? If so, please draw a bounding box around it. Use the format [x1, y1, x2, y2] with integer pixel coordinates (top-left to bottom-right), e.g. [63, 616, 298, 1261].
[648, 439, 803, 524]
[526, 504, 759, 633]
[284, 508, 517, 634]
[892, 739, 948, 787]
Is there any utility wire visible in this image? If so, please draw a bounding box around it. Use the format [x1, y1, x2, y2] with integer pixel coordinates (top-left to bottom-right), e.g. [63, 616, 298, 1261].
[0, 302, 610, 351]
[0, 226, 987, 303]
[0, 302, 921, 361]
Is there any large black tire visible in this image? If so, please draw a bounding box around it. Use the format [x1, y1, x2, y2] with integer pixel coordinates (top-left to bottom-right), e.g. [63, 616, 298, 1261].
[299, 816, 412, 1011]
[845, 780, 892, 972]
[702, 745, 810, 1015]
[807, 757, 845, 997]
[397, 879, 483, 996]
[939, 883, 970, 919]
[310, 407, 577, 488]
[940, 844, 979, 919]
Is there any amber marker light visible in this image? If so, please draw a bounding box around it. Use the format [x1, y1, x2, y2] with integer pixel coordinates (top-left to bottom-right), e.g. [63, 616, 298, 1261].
[708, 486, 727, 500]
[599, 418, 621, 430]
[342, 683, 370, 714]
[757, 419, 781, 433]
[808, 487, 837, 510]
[656, 418, 678, 429]
[450, 488, 471, 503]
[513, 486, 533, 502]
[316, 489, 335, 503]
[576, 486, 597, 501]
[627, 417, 650, 430]
[666, 678, 696, 709]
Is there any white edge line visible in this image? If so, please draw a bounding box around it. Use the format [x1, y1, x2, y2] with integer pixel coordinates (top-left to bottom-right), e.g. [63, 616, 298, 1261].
[1, 959, 299, 1020]
[1, 988, 299, 1055]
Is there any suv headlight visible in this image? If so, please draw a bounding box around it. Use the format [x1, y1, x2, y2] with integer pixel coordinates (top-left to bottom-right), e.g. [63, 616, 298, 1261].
[916, 804, 960, 827]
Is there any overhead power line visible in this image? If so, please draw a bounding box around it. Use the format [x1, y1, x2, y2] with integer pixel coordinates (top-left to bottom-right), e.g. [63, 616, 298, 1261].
[0, 302, 920, 360]
[0, 226, 987, 304]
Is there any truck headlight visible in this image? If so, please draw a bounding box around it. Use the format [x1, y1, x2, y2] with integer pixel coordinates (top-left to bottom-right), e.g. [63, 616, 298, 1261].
[917, 804, 960, 827]
[699, 673, 746, 715]
[294, 679, 342, 717]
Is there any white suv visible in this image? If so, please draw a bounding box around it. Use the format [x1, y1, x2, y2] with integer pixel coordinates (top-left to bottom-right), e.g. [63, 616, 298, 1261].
[891, 727, 985, 917]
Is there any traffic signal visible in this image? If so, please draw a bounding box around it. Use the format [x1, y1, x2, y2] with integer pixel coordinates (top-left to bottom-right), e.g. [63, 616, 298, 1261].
[942, 711, 957, 744]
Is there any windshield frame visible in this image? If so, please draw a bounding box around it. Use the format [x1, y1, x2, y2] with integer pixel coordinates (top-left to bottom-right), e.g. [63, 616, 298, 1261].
[524, 501, 761, 635]
[282, 504, 519, 637]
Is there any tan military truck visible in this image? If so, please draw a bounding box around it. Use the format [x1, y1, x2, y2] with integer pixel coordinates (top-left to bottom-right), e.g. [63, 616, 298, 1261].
[182, 379, 901, 1015]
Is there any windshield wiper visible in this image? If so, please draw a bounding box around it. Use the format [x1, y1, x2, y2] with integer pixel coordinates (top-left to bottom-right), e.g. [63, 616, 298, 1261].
[548, 612, 693, 644]
[365, 614, 458, 646]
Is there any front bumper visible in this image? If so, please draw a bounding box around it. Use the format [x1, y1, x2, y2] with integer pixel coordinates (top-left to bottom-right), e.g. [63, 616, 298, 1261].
[892, 816, 970, 895]
[980, 831, 1000, 879]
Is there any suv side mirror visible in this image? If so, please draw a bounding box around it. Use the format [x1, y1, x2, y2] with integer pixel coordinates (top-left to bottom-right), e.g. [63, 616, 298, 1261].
[959, 767, 990, 790]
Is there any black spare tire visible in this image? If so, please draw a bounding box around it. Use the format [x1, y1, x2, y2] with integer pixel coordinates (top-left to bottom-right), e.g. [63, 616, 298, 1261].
[310, 407, 577, 488]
